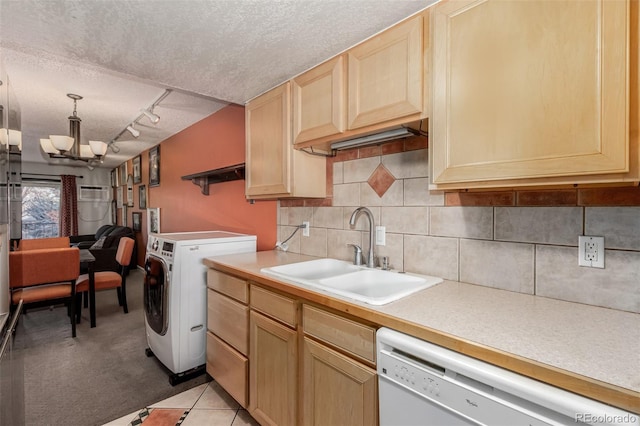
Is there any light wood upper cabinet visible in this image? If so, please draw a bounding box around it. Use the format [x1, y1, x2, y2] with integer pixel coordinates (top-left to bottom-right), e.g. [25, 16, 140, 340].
[292, 10, 430, 151]
[348, 14, 424, 130]
[431, 0, 638, 189]
[245, 82, 326, 199]
[292, 56, 346, 144]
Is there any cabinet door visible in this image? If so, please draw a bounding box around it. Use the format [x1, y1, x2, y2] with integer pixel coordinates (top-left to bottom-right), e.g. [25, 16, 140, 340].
[249, 311, 297, 426]
[246, 83, 292, 197]
[246, 83, 327, 199]
[293, 56, 346, 144]
[348, 15, 424, 130]
[302, 337, 377, 426]
[431, 0, 631, 187]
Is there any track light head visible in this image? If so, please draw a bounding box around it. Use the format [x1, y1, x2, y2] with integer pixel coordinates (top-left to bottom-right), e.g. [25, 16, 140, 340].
[108, 141, 121, 153]
[141, 109, 160, 124]
[126, 125, 140, 138]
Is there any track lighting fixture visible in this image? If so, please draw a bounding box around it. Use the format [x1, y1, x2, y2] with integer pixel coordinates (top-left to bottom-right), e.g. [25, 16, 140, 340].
[141, 109, 160, 124]
[108, 141, 121, 153]
[126, 124, 140, 138]
[108, 89, 172, 155]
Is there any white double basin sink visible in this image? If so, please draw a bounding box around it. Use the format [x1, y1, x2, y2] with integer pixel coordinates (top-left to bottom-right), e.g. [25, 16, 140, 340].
[261, 258, 442, 306]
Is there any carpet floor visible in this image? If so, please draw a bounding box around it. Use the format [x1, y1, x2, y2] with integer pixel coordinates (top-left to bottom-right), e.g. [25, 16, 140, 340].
[13, 268, 209, 426]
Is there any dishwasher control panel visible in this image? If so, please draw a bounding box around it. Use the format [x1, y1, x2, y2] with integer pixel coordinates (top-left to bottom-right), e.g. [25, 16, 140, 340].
[380, 354, 442, 398]
[376, 328, 638, 426]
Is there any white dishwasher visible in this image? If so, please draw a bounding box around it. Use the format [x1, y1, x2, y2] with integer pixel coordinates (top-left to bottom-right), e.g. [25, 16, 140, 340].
[377, 328, 638, 426]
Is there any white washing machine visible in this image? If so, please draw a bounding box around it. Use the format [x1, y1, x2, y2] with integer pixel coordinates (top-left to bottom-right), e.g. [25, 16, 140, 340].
[144, 231, 256, 384]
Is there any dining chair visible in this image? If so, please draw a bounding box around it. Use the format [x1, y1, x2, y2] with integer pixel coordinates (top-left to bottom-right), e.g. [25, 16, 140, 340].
[9, 246, 80, 337]
[75, 237, 135, 324]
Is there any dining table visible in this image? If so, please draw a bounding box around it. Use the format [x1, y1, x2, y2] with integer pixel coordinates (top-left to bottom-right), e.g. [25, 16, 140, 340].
[79, 249, 97, 328]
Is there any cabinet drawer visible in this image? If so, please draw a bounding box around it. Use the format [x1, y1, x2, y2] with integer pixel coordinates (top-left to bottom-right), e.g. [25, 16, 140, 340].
[303, 305, 376, 364]
[207, 289, 249, 355]
[250, 285, 297, 328]
[206, 332, 248, 408]
[207, 269, 248, 303]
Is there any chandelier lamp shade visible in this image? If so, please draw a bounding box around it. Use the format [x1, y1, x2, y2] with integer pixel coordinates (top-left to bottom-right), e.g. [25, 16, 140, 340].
[8, 129, 22, 150]
[40, 93, 108, 166]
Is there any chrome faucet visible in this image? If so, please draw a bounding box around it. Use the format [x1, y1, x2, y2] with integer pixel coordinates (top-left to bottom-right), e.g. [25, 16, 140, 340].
[349, 207, 376, 268]
[347, 243, 363, 266]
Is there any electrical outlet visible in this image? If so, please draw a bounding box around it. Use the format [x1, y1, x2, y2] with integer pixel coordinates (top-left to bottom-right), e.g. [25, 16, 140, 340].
[578, 236, 605, 268]
[302, 221, 310, 237]
[376, 226, 386, 246]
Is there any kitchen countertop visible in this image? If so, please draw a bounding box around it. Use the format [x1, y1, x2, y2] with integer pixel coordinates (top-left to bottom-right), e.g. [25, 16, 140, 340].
[204, 250, 640, 414]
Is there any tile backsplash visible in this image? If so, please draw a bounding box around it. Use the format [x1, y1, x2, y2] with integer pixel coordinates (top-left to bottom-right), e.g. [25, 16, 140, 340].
[278, 139, 640, 313]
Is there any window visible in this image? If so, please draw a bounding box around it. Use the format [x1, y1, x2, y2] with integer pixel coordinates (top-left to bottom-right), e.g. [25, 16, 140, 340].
[21, 182, 60, 239]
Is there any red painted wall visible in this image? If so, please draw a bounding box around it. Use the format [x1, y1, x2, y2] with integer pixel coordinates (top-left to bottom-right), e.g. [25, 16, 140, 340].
[126, 104, 277, 266]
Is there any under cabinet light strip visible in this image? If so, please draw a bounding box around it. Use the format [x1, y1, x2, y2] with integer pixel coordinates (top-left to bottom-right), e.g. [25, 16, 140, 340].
[330, 127, 416, 151]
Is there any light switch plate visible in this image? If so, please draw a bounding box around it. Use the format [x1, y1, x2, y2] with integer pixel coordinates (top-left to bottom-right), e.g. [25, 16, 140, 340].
[376, 226, 386, 246]
[578, 235, 604, 268]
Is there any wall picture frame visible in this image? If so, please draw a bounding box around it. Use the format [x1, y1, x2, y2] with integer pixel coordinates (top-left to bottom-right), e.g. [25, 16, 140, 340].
[122, 205, 127, 227]
[149, 146, 160, 187]
[132, 212, 142, 232]
[110, 169, 118, 188]
[111, 199, 117, 225]
[132, 155, 142, 184]
[126, 174, 134, 207]
[139, 184, 147, 209]
[119, 162, 128, 186]
[147, 207, 160, 234]
[116, 186, 123, 208]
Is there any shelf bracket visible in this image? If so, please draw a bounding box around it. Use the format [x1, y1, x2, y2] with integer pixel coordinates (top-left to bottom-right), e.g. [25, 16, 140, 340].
[181, 163, 245, 196]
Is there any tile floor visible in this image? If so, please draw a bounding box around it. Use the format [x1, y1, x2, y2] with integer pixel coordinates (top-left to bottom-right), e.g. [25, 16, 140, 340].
[103, 381, 259, 426]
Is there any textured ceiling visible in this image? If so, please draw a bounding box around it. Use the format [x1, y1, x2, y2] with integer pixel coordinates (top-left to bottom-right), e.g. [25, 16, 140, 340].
[0, 0, 434, 169]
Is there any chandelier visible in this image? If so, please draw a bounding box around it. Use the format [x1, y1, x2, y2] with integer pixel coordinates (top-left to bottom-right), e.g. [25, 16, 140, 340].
[39, 94, 108, 167]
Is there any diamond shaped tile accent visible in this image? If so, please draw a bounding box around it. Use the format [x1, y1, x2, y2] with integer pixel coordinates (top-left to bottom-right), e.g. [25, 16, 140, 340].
[368, 164, 396, 198]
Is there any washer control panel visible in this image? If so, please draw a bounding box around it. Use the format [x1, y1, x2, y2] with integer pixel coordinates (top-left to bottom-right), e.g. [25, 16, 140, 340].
[147, 237, 174, 259]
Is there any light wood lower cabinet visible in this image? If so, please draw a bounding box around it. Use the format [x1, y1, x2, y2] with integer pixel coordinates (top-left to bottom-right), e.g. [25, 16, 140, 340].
[302, 337, 377, 426]
[207, 289, 249, 355]
[206, 270, 249, 408]
[206, 273, 379, 425]
[206, 332, 248, 407]
[249, 310, 298, 426]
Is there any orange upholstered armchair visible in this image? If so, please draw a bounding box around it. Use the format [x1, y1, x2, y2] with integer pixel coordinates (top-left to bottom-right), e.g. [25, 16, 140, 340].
[16, 236, 70, 251]
[9, 246, 80, 337]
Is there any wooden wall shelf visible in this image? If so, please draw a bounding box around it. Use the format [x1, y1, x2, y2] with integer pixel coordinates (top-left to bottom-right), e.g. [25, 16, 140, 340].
[181, 163, 245, 195]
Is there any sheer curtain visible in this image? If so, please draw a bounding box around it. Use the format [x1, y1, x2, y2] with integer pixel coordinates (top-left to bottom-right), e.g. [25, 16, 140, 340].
[59, 175, 78, 236]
